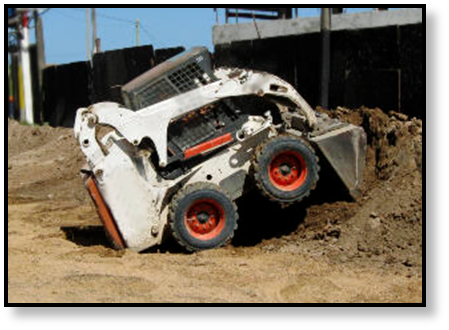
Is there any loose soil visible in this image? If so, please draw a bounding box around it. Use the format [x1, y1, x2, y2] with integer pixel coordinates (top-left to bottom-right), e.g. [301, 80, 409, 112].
[7, 107, 422, 303]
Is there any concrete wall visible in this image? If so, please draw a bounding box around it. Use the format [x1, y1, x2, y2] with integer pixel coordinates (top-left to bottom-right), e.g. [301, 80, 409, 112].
[213, 9, 422, 45]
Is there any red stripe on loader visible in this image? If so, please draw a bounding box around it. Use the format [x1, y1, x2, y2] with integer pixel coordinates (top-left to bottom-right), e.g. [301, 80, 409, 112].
[184, 133, 233, 160]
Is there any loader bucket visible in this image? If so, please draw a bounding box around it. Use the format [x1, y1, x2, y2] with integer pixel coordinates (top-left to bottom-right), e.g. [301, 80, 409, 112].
[311, 124, 367, 198]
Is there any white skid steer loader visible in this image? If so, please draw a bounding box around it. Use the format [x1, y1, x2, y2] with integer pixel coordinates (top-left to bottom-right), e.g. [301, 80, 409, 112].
[74, 47, 366, 252]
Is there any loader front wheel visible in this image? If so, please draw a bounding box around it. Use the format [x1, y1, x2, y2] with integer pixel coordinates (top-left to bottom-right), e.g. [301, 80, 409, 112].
[253, 135, 319, 206]
[169, 183, 238, 252]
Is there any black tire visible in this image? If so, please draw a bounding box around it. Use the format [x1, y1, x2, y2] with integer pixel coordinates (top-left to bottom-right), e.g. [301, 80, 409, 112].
[253, 135, 319, 206]
[169, 183, 238, 252]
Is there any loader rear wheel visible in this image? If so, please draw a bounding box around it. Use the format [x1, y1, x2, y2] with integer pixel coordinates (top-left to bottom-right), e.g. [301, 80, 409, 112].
[253, 135, 319, 206]
[169, 183, 238, 252]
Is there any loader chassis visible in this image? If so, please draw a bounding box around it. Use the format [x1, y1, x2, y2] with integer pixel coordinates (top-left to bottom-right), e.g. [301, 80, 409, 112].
[75, 48, 366, 252]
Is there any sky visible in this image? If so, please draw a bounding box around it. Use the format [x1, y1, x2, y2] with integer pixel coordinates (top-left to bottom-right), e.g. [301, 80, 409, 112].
[40, 8, 221, 64]
[24, 8, 387, 65]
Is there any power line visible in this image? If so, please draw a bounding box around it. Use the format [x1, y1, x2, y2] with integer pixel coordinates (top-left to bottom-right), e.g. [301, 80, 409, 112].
[39, 8, 51, 16]
[140, 22, 167, 48]
[59, 8, 172, 48]
[68, 8, 134, 25]
[94, 9, 170, 47]
[51, 9, 86, 23]
[93, 10, 168, 47]
[94, 9, 133, 24]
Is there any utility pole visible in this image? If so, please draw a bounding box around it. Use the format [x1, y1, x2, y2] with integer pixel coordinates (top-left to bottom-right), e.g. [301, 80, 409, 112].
[34, 9, 45, 123]
[135, 19, 140, 47]
[86, 8, 91, 62]
[92, 8, 99, 54]
[320, 8, 331, 109]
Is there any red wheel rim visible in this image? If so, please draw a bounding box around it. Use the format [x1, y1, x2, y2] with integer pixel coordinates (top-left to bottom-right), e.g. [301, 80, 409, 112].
[184, 199, 226, 240]
[268, 150, 308, 191]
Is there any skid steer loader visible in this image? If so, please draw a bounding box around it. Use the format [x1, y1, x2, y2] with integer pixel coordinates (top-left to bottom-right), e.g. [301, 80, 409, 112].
[74, 47, 366, 252]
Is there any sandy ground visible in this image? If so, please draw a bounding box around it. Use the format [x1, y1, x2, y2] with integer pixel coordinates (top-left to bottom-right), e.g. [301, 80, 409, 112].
[7, 108, 422, 303]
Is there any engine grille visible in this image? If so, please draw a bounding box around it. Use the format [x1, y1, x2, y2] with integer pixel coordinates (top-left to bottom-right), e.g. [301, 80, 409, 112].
[122, 47, 216, 110]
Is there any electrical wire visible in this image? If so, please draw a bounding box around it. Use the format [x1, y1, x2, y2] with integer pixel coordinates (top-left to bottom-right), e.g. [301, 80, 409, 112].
[140, 22, 167, 48]
[55, 7, 143, 26]
[61, 8, 172, 48]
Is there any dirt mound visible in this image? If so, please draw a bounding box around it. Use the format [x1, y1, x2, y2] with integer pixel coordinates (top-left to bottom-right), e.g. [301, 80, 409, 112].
[257, 107, 423, 275]
[319, 107, 422, 184]
[336, 107, 422, 272]
[8, 119, 88, 203]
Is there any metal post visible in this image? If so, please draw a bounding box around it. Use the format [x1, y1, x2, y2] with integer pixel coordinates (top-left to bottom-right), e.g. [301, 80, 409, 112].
[320, 8, 331, 109]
